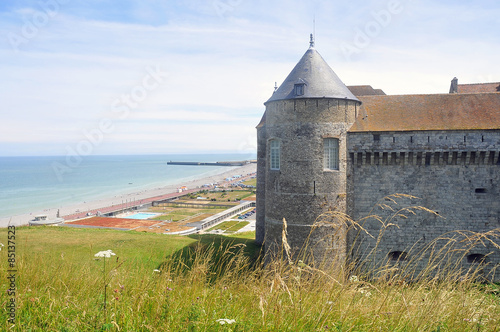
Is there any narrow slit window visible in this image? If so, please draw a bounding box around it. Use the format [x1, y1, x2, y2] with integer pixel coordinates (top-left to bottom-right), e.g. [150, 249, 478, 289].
[324, 138, 339, 170]
[270, 140, 280, 170]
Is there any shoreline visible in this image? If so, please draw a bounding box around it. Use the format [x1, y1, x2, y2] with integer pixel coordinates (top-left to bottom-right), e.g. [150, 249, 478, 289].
[0, 163, 256, 228]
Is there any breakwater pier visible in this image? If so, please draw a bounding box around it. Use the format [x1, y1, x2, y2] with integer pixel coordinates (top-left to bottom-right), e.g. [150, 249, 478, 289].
[167, 160, 256, 166]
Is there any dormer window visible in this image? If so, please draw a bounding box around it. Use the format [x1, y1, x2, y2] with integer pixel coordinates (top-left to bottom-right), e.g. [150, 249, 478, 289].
[294, 83, 305, 96]
[294, 79, 306, 96]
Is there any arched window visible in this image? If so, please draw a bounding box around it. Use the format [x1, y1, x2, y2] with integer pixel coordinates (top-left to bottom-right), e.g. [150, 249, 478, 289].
[324, 138, 339, 170]
[270, 140, 280, 170]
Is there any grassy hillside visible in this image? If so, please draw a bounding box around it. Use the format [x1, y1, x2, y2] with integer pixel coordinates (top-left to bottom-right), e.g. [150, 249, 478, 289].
[0, 226, 499, 331]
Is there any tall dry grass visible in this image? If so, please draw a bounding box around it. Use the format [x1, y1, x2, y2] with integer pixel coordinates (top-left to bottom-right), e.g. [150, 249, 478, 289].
[287, 194, 500, 284]
[0, 205, 499, 331]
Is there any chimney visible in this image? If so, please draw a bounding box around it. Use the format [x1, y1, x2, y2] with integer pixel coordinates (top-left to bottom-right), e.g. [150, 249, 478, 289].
[449, 77, 458, 93]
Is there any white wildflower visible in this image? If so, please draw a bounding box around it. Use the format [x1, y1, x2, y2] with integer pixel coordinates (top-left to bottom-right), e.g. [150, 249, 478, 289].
[464, 318, 483, 325]
[94, 250, 116, 258]
[349, 275, 359, 282]
[153, 269, 161, 273]
[297, 260, 307, 268]
[216, 318, 236, 325]
[0, 243, 4, 251]
[359, 289, 372, 297]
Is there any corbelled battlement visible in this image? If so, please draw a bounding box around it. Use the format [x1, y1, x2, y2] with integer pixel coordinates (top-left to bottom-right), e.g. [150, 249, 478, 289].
[350, 150, 500, 166]
[348, 130, 500, 166]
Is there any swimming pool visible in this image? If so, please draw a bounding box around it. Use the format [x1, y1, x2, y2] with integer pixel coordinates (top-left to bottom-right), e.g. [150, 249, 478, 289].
[125, 212, 159, 220]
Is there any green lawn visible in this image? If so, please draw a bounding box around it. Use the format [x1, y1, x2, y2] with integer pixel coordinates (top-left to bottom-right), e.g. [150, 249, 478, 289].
[225, 221, 249, 233]
[151, 208, 227, 222]
[208, 220, 250, 233]
[1, 226, 498, 331]
[182, 189, 253, 202]
[242, 177, 257, 187]
[0, 226, 258, 331]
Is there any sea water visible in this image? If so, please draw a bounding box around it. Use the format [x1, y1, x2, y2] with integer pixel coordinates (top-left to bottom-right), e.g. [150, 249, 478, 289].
[0, 153, 255, 218]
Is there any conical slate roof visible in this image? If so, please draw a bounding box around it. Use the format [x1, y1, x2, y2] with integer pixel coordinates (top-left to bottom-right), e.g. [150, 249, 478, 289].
[266, 46, 359, 104]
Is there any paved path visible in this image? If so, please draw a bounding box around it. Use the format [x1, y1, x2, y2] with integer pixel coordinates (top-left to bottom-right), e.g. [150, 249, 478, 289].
[62, 188, 199, 221]
[63, 173, 256, 221]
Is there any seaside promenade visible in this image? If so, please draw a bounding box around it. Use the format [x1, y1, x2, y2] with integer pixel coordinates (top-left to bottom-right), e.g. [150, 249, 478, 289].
[62, 188, 199, 221]
[0, 163, 256, 227]
[63, 172, 255, 221]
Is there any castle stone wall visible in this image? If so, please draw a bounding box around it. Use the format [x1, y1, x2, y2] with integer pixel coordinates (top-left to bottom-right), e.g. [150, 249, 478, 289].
[347, 130, 500, 281]
[262, 98, 360, 266]
[255, 123, 266, 245]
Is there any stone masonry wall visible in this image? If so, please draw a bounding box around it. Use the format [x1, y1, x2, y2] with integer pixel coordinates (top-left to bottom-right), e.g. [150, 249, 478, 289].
[263, 98, 360, 267]
[255, 123, 266, 245]
[347, 130, 500, 281]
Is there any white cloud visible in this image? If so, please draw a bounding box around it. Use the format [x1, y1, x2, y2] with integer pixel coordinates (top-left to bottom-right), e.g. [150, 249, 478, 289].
[0, 0, 499, 155]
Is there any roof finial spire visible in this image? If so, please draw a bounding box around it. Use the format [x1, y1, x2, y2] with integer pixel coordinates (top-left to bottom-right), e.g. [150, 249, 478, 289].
[309, 33, 315, 48]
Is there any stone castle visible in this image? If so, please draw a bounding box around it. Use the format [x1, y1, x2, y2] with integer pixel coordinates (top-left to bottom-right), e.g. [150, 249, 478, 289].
[255, 36, 500, 280]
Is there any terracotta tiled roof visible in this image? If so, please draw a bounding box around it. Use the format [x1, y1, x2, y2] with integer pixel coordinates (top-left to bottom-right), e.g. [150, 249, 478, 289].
[350, 93, 500, 132]
[457, 82, 500, 94]
[348, 85, 386, 96]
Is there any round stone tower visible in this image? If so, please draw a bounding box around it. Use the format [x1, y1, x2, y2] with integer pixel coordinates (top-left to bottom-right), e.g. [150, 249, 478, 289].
[256, 36, 361, 267]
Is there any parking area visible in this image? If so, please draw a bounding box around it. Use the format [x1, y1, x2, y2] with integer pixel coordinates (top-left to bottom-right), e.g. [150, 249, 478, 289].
[203, 207, 256, 235]
[236, 208, 256, 220]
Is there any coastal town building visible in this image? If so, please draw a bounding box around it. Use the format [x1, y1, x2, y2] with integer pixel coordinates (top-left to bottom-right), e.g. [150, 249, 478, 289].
[256, 36, 500, 280]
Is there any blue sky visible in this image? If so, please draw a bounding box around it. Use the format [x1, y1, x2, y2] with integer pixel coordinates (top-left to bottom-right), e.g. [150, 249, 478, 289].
[1, 0, 499, 156]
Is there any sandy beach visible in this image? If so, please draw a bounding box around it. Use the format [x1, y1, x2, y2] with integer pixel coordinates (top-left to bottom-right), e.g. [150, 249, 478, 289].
[0, 163, 256, 228]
